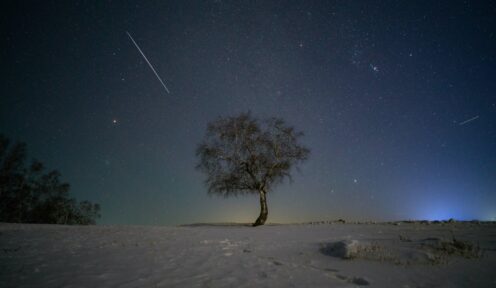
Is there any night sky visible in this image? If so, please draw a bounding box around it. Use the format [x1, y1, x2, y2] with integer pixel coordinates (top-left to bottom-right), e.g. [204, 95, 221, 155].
[1, 1, 495, 225]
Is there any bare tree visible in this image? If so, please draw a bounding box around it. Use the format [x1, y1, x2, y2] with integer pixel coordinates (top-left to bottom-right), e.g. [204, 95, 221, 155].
[196, 113, 309, 226]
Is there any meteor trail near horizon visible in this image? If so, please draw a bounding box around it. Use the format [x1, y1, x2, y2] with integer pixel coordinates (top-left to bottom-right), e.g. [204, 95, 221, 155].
[126, 31, 170, 94]
[459, 115, 479, 126]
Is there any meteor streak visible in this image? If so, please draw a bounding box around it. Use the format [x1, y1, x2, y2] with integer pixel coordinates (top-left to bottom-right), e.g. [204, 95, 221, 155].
[459, 115, 479, 126]
[126, 31, 170, 94]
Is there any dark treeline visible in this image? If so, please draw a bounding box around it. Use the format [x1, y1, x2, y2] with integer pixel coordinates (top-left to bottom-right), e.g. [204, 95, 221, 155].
[0, 135, 100, 225]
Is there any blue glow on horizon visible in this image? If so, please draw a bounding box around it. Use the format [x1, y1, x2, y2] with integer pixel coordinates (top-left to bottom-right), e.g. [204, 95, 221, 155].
[409, 186, 482, 221]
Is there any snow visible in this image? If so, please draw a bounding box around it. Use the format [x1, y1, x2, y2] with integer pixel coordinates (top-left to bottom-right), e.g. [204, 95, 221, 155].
[1, 221, 495, 287]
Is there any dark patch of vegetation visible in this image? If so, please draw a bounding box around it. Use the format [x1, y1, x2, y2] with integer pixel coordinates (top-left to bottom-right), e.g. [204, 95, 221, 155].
[0, 135, 100, 225]
[427, 236, 482, 259]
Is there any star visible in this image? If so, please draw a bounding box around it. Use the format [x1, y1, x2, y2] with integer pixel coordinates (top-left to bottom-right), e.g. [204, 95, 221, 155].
[112, 119, 118, 124]
[370, 64, 379, 72]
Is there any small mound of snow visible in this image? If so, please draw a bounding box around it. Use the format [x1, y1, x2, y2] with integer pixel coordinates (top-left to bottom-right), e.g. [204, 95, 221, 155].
[321, 236, 482, 265]
[321, 240, 373, 259]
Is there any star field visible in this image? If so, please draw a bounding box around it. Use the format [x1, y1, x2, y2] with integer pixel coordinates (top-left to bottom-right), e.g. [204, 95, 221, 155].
[1, 1, 495, 224]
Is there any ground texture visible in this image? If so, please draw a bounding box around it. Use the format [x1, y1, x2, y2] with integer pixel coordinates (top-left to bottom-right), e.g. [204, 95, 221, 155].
[1, 222, 495, 287]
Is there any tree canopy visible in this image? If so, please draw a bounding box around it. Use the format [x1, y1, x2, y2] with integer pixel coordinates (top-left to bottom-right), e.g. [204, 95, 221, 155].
[0, 135, 100, 225]
[196, 113, 309, 225]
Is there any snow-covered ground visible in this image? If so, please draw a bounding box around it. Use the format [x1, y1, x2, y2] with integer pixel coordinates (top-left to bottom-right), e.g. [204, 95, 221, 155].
[1, 221, 495, 287]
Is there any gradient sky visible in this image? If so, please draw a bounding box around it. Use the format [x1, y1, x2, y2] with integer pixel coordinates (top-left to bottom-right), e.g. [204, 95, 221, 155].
[1, 1, 495, 225]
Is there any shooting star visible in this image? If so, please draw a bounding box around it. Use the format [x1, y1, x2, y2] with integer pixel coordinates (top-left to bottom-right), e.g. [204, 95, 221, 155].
[458, 115, 479, 126]
[126, 31, 170, 94]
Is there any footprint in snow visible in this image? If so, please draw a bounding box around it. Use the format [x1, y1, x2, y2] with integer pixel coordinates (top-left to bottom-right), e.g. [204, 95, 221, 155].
[336, 274, 370, 286]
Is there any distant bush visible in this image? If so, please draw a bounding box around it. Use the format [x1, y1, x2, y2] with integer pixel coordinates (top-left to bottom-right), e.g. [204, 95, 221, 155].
[0, 135, 100, 225]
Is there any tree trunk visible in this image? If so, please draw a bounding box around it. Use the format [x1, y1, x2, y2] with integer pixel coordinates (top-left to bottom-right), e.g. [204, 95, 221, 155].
[253, 189, 268, 226]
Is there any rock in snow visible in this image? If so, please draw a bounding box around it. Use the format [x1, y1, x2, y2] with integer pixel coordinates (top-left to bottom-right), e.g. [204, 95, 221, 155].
[322, 239, 363, 259]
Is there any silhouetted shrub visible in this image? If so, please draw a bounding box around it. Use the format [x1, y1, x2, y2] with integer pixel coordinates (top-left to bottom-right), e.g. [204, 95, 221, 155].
[0, 135, 100, 225]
